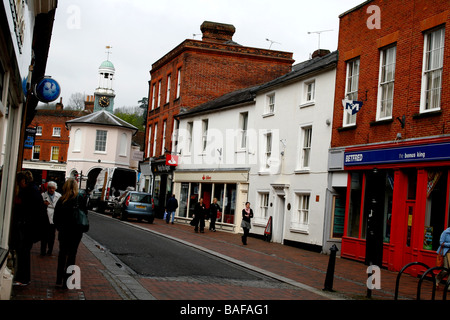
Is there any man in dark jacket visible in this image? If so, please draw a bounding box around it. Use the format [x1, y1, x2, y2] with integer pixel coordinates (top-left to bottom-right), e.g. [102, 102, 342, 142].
[209, 198, 220, 232]
[166, 194, 178, 224]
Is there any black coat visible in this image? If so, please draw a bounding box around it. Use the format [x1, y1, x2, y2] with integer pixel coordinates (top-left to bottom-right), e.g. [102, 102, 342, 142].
[194, 202, 206, 219]
[210, 203, 220, 220]
[54, 195, 86, 241]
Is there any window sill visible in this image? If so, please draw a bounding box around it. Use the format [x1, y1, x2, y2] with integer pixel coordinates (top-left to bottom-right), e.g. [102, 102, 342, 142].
[290, 225, 309, 234]
[258, 170, 271, 176]
[299, 101, 315, 108]
[413, 110, 442, 119]
[337, 124, 357, 132]
[370, 118, 393, 126]
[262, 112, 274, 118]
[294, 169, 310, 174]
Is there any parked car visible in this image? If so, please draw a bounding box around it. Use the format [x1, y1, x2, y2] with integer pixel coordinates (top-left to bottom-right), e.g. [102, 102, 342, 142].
[112, 191, 154, 223]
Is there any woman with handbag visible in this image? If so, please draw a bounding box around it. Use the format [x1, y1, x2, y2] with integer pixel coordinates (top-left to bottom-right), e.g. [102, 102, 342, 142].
[54, 179, 87, 288]
[436, 227, 450, 287]
[241, 202, 253, 245]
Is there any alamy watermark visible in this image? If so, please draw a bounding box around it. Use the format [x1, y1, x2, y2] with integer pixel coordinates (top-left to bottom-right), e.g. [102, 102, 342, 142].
[366, 5, 381, 30]
[366, 265, 381, 290]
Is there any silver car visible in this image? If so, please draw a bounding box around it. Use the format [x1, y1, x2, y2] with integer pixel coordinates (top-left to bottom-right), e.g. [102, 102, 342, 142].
[113, 191, 154, 223]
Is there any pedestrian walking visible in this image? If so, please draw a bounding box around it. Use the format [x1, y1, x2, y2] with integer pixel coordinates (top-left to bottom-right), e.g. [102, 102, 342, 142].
[241, 202, 253, 245]
[166, 194, 178, 224]
[10, 171, 46, 286]
[209, 198, 221, 232]
[41, 181, 61, 256]
[192, 198, 206, 233]
[54, 179, 87, 288]
[436, 227, 450, 287]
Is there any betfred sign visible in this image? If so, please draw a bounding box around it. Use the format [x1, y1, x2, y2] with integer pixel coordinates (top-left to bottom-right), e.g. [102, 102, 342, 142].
[166, 154, 178, 166]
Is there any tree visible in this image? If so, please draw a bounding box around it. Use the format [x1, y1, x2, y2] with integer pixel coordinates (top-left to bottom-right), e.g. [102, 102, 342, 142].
[114, 106, 145, 131]
[65, 92, 85, 110]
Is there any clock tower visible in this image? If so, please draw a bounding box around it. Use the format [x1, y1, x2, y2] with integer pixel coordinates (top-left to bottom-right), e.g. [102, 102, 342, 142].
[94, 48, 116, 113]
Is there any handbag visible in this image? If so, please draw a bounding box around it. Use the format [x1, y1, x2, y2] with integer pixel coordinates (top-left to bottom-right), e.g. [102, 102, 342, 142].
[74, 196, 89, 233]
[436, 245, 445, 267]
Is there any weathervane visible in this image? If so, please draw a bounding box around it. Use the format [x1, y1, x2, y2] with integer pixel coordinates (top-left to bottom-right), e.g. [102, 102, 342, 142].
[105, 45, 113, 60]
[307, 30, 333, 50]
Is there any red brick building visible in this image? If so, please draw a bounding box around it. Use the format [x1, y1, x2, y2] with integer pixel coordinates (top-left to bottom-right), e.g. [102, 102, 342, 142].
[143, 21, 294, 215]
[328, 0, 449, 274]
[22, 98, 92, 189]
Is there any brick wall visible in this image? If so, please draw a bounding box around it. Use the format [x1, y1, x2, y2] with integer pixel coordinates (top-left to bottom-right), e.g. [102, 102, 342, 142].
[331, 0, 450, 148]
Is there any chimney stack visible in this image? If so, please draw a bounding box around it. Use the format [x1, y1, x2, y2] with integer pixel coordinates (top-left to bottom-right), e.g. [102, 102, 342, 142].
[311, 49, 331, 59]
[55, 97, 64, 110]
[84, 95, 94, 113]
[200, 21, 235, 43]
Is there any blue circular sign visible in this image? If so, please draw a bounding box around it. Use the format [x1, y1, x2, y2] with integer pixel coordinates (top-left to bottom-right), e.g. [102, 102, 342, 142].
[34, 77, 61, 103]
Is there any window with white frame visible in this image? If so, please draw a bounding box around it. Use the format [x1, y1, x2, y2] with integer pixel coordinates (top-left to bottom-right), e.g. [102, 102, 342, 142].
[95, 130, 107, 152]
[161, 120, 167, 155]
[187, 121, 193, 154]
[176, 68, 181, 99]
[265, 93, 275, 115]
[36, 126, 42, 136]
[152, 123, 158, 157]
[52, 127, 61, 137]
[157, 80, 162, 108]
[147, 125, 152, 157]
[377, 45, 396, 120]
[240, 112, 248, 149]
[166, 74, 171, 104]
[151, 84, 156, 110]
[32, 145, 40, 160]
[305, 80, 315, 103]
[119, 133, 127, 156]
[296, 193, 310, 229]
[259, 192, 269, 219]
[421, 27, 445, 112]
[202, 119, 208, 152]
[343, 58, 360, 126]
[51, 146, 59, 162]
[300, 126, 312, 169]
[264, 132, 272, 169]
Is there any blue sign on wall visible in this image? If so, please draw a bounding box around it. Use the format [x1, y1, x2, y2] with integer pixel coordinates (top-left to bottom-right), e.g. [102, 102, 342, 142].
[345, 142, 450, 166]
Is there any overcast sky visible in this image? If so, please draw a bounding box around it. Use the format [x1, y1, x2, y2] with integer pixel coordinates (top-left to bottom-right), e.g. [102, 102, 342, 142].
[44, 0, 364, 110]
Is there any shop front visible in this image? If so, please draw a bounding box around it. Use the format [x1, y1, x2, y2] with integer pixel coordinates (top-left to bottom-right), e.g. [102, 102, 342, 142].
[173, 169, 249, 232]
[151, 159, 175, 218]
[341, 137, 450, 275]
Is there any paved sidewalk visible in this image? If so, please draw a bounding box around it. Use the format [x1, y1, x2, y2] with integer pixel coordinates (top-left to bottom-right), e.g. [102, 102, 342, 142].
[9, 215, 442, 302]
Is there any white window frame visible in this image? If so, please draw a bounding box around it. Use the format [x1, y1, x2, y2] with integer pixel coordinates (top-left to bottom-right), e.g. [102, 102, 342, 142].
[264, 131, 272, 169]
[161, 120, 167, 155]
[259, 192, 269, 219]
[119, 133, 127, 156]
[52, 127, 61, 137]
[152, 123, 158, 157]
[264, 92, 275, 116]
[377, 45, 396, 120]
[187, 121, 193, 155]
[157, 80, 162, 108]
[299, 126, 312, 170]
[36, 126, 42, 136]
[166, 74, 171, 104]
[32, 145, 40, 160]
[73, 129, 82, 152]
[147, 125, 152, 157]
[176, 68, 181, 99]
[50, 146, 59, 162]
[420, 27, 445, 113]
[201, 119, 209, 153]
[151, 84, 156, 110]
[291, 192, 310, 233]
[95, 130, 107, 152]
[239, 112, 248, 149]
[343, 58, 360, 127]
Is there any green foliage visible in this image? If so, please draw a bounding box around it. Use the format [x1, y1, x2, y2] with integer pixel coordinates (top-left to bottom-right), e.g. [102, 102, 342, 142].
[114, 106, 145, 131]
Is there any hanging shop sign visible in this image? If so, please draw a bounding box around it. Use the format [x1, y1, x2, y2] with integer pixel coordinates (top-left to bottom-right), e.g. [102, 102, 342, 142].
[342, 99, 363, 115]
[24, 127, 36, 149]
[165, 154, 178, 166]
[345, 142, 450, 166]
[34, 76, 61, 103]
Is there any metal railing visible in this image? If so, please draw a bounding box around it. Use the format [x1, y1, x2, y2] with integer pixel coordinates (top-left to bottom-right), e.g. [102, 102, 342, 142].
[395, 261, 450, 300]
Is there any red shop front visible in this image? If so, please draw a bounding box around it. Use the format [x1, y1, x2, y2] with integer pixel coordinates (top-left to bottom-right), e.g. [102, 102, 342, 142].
[341, 137, 450, 276]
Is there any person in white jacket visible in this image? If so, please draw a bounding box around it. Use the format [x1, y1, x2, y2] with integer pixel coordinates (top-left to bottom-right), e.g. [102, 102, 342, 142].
[41, 181, 61, 256]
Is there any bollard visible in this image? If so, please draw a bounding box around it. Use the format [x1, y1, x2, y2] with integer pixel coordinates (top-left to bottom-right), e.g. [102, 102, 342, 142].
[323, 244, 339, 292]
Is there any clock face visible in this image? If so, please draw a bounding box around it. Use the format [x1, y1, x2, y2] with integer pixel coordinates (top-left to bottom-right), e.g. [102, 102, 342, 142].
[99, 96, 110, 107]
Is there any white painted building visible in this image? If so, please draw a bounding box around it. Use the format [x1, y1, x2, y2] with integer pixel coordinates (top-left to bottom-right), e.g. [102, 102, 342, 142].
[65, 110, 139, 189]
[247, 51, 337, 252]
[173, 51, 338, 250]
